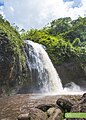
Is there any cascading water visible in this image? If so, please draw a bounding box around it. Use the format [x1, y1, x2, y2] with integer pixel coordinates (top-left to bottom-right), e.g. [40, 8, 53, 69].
[24, 40, 63, 93]
[24, 40, 85, 95]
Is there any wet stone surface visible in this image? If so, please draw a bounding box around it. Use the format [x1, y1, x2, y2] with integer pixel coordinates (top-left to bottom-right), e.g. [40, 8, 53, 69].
[0, 94, 82, 120]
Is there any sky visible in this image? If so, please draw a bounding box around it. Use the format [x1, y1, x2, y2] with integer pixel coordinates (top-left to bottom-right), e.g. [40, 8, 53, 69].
[0, 0, 86, 30]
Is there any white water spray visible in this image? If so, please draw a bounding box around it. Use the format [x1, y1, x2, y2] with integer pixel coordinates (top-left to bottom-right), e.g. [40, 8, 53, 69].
[24, 40, 85, 95]
[24, 40, 63, 93]
[63, 82, 85, 95]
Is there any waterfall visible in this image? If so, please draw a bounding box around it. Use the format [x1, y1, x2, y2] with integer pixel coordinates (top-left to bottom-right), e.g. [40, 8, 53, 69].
[24, 40, 63, 93]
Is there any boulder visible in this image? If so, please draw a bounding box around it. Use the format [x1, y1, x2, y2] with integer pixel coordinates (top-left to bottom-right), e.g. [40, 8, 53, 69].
[36, 104, 57, 112]
[29, 108, 47, 120]
[56, 98, 73, 112]
[47, 107, 62, 120]
[67, 93, 86, 120]
[71, 93, 86, 112]
[17, 108, 47, 120]
[82, 93, 86, 98]
[47, 107, 56, 117]
[17, 113, 29, 120]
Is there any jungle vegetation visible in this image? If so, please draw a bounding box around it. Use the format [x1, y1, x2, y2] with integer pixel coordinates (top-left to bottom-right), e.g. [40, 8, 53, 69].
[0, 14, 86, 65]
[21, 17, 86, 64]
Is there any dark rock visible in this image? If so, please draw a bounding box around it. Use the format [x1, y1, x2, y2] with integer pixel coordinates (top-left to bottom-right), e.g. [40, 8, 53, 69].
[0, 34, 31, 96]
[36, 104, 57, 112]
[67, 93, 86, 120]
[71, 93, 86, 112]
[79, 93, 86, 112]
[56, 62, 86, 89]
[82, 93, 86, 98]
[56, 98, 73, 112]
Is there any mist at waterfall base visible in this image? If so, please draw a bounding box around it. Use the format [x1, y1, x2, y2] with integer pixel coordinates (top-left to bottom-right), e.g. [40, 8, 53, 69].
[24, 40, 86, 95]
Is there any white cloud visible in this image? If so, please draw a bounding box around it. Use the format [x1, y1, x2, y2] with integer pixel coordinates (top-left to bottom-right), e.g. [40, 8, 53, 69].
[9, 6, 14, 12]
[66, 0, 86, 19]
[2, 0, 86, 30]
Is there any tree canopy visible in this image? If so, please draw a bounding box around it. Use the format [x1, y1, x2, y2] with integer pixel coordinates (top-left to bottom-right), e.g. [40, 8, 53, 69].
[0, 15, 86, 65]
[21, 17, 86, 64]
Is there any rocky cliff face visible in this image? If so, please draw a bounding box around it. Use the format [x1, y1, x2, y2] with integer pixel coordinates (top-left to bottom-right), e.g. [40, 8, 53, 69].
[56, 61, 86, 89]
[0, 33, 86, 96]
[0, 32, 30, 96]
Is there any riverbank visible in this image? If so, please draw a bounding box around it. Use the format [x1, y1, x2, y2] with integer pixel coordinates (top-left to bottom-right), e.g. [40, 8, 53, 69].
[0, 93, 85, 120]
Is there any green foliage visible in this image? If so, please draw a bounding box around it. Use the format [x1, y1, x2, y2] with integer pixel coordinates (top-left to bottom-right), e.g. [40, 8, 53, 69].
[62, 17, 86, 43]
[21, 16, 86, 64]
[0, 15, 25, 64]
[72, 38, 80, 47]
[43, 17, 72, 36]
[21, 30, 75, 64]
[1, 14, 86, 65]
[21, 29, 57, 48]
